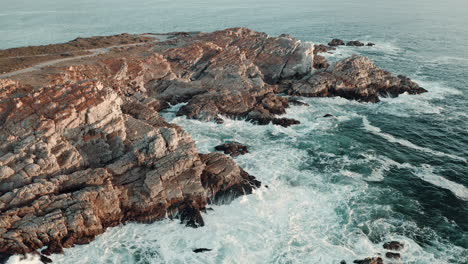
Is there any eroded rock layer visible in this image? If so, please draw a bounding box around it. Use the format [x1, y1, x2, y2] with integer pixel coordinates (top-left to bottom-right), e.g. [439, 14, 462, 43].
[0, 27, 425, 257]
[0, 79, 259, 257]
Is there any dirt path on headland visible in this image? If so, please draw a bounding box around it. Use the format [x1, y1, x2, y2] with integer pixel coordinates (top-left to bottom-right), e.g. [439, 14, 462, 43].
[0, 42, 151, 78]
[0, 33, 175, 78]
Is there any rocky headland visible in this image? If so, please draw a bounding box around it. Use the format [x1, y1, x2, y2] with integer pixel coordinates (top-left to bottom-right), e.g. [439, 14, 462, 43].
[0, 28, 426, 261]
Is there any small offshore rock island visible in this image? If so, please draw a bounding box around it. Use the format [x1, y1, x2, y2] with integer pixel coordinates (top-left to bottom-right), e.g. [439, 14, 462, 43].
[0, 28, 426, 261]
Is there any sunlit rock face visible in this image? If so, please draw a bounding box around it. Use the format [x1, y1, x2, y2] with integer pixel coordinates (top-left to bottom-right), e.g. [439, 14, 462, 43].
[0, 27, 425, 258]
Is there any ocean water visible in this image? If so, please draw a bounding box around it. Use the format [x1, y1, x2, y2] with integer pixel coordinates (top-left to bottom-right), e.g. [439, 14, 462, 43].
[1, 0, 467, 263]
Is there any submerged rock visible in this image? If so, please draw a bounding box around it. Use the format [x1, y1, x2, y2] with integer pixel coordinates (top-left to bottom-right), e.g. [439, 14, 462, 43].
[193, 248, 212, 253]
[323, 114, 335, 118]
[39, 255, 53, 264]
[367, 42, 376, 46]
[288, 98, 310, 106]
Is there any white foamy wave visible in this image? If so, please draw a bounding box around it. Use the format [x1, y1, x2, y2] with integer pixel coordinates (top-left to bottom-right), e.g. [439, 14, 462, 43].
[338, 152, 468, 201]
[6, 255, 41, 264]
[373, 79, 462, 118]
[362, 116, 466, 162]
[320, 41, 402, 63]
[10, 104, 465, 264]
[365, 41, 402, 55]
[414, 164, 468, 201]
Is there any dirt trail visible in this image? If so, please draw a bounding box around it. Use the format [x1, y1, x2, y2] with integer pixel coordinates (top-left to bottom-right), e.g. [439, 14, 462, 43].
[0, 42, 152, 79]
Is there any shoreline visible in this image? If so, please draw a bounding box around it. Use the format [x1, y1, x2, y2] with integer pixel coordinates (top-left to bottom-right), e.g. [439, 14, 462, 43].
[0, 28, 426, 263]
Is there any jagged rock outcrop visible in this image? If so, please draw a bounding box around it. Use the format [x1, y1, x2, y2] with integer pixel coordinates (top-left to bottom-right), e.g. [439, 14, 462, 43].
[0, 78, 259, 257]
[288, 55, 427, 102]
[0, 27, 426, 259]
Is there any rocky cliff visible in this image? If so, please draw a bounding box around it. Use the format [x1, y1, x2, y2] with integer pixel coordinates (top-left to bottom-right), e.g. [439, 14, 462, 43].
[0, 27, 425, 260]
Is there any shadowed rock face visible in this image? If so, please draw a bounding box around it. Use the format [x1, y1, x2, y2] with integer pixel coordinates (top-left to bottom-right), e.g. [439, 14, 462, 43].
[0, 27, 425, 257]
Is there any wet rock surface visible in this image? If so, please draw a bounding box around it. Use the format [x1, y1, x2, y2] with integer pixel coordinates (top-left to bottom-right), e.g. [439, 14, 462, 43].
[0, 28, 425, 258]
[385, 252, 401, 259]
[215, 142, 249, 157]
[353, 257, 383, 264]
[328, 39, 345, 46]
[346, 40, 365, 46]
[193, 248, 212, 253]
[383, 241, 404, 251]
[288, 98, 309, 106]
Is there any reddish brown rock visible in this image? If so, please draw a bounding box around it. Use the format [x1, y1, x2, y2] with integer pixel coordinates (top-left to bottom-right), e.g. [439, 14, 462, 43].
[0, 27, 426, 259]
[314, 44, 335, 54]
[289, 55, 427, 102]
[313, 55, 330, 69]
[0, 78, 259, 257]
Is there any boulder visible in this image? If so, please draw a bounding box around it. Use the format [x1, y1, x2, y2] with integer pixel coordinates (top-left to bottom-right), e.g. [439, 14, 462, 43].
[193, 248, 212, 253]
[328, 39, 345, 46]
[215, 142, 249, 157]
[314, 44, 335, 54]
[353, 257, 383, 264]
[313, 55, 330, 69]
[385, 252, 401, 259]
[346, 40, 365, 46]
[0, 79, 260, 256]
[383, 241, 404, 251]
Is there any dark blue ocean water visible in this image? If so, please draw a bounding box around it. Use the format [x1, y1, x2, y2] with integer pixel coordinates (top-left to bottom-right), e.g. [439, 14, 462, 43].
[1, 1, 467, 263]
